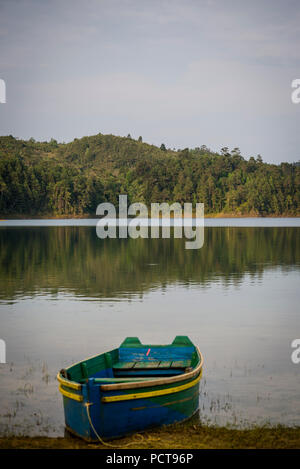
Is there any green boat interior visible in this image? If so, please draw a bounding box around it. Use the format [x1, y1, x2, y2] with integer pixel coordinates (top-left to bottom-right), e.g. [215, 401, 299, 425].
[61, 336, 199, 384]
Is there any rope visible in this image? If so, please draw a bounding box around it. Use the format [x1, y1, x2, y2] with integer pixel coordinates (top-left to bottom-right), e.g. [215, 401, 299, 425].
[84, 402, 145, 448]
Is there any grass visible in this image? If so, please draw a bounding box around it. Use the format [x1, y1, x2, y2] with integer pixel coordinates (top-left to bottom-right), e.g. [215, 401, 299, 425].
[1, 421, 300, 449]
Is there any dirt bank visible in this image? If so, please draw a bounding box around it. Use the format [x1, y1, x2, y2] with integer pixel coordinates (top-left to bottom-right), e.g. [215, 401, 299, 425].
[1, 422, 300, 449]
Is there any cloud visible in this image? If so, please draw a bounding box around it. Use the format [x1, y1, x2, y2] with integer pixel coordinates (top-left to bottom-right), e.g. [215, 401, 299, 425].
[0, 0, 299, 162]
[24, 56, 293, 122]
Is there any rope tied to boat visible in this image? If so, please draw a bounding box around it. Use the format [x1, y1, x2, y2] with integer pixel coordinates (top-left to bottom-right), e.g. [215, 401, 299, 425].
[84, 402, 145, 448]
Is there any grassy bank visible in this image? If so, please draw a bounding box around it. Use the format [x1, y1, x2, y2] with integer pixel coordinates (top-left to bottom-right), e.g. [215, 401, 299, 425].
[1, 422, 300, 449]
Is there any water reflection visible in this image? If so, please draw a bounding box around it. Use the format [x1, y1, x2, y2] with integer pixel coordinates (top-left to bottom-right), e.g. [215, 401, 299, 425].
[0, 227, 299, 302]
[0, 226, 299, 434]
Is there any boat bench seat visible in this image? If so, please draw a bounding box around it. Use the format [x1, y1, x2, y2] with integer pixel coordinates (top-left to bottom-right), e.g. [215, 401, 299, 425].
[113, 359, 192, 370]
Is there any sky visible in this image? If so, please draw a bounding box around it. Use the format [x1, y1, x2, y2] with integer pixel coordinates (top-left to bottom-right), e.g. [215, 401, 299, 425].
[0, 0, 300, 163]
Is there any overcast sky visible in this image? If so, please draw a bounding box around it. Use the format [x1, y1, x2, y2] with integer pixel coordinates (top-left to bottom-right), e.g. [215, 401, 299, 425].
[0, 0, 299, 163]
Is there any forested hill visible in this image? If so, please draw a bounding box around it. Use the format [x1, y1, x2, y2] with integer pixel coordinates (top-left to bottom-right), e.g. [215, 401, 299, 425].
[0, 133, 299, 217]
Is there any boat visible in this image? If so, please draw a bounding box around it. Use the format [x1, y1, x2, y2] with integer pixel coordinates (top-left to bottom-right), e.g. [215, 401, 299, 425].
[57, 336, 204, 441]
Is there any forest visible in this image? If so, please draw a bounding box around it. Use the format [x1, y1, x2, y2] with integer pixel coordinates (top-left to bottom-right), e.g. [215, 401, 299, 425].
[0, 133, 299, 216]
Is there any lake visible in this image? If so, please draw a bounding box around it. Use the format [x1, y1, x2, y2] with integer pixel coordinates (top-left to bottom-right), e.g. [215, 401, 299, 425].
[0, 218, 299, 436]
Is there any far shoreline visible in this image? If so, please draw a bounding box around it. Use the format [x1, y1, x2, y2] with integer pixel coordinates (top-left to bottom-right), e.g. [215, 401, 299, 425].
[0, 213, 299, 220]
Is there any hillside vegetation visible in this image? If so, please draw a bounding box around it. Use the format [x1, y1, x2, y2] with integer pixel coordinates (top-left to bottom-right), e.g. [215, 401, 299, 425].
[0, 133, 299, 216]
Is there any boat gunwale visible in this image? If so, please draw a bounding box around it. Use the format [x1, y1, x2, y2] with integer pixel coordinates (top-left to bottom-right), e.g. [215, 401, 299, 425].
[57, 344, 204, 394]
[58, 384, 83, 401]
[101, 369, 202, 402]
[57, 374, 82, 391]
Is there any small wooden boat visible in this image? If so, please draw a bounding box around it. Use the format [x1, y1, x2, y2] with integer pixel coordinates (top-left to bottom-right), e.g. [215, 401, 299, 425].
[57, 336, 203, 441]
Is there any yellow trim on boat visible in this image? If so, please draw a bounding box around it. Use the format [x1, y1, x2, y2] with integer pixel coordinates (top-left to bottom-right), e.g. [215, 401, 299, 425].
[57, 372, 82, 391]
[101, 370, 202, 403]
[58, 384, 83, 402]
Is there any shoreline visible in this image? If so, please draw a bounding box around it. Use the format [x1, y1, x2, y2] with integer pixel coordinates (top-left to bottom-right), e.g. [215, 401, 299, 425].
[0, 213, 299, 220]
[1, 422, 300, 449]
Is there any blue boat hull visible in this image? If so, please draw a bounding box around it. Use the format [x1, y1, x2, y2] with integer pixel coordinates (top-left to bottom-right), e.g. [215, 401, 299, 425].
[58, 337, 203, 441]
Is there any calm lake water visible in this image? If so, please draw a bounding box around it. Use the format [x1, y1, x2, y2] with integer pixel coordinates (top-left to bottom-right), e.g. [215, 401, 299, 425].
[0, 219, 299, 436]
